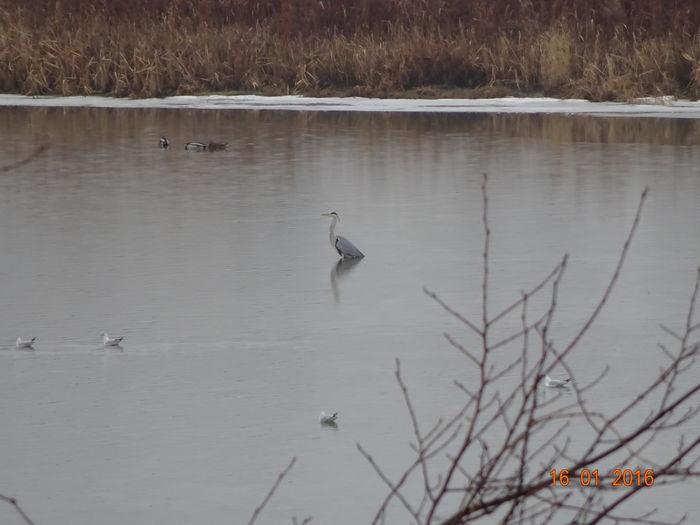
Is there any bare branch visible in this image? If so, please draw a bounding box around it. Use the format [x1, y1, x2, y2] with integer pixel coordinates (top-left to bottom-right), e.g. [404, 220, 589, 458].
[661, 324, 684, 341]
[424, 287, 482, 336]
[358, 443, 422, 524]
[248, 457, 297, 525]
[443, 332, 480, 365]
[0, 494, 35, 525]
[481, 173, 490, 332]
[364, 185, 700, 525]
[559, 187, 649, 359]
[487, 258, 566, 328]
[395, 358, 435, 503]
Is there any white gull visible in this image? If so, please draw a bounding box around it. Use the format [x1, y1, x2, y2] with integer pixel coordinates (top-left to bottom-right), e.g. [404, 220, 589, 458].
[319, 411, 338, 425]
[16, 336, 36, 349]
[101, 332, 124, 347]
[545, 374, 571, 388]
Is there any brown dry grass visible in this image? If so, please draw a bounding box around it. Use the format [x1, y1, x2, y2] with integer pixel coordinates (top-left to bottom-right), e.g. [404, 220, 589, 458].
[2, 0, 700, 100]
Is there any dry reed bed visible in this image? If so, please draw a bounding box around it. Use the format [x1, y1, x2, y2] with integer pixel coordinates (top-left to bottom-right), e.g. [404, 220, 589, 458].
[2, 1, 700, 100]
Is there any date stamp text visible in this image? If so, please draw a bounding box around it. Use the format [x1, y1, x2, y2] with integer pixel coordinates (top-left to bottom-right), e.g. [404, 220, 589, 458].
[550, 469, 655, 487]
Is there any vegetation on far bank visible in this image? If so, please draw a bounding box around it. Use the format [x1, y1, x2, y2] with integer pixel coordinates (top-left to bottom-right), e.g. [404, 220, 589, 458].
[2, 0, 700, 101]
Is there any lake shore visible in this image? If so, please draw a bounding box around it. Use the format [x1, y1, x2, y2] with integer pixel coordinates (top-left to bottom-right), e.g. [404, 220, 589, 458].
[2, 93, 700, 119]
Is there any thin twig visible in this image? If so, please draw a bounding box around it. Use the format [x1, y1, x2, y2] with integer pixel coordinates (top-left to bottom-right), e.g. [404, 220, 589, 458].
[248, 457, 297, 525]
[424, 287, 482, 336]
[0, 494, 35, 525]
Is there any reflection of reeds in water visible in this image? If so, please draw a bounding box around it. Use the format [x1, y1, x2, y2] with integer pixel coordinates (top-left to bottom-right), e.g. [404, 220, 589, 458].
[3, 105, 700, 177]
[4, 106, 700, 167]
[2, 1, 700, 100]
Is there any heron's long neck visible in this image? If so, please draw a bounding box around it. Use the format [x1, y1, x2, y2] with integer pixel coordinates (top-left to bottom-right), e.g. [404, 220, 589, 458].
[328, 216, 338, 247]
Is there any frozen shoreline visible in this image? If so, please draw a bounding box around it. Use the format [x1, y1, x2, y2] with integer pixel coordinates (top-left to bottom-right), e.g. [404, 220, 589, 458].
[2, 93, 700, 118]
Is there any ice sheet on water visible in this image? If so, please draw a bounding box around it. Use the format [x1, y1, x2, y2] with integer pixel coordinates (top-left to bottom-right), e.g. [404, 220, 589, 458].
[3, 93, 700, 118]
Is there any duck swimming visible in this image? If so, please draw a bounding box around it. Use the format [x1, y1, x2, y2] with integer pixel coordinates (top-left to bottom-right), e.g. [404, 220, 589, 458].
[185, 141, 228, 152]
[185, 142, 208, 152]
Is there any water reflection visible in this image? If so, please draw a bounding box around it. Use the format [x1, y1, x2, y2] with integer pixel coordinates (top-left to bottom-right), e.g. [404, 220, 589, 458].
[101, 344, 124, 351]
[539, 385, 573, 401]
[5, 107, 700, 175]
[330, 257, 362, 304]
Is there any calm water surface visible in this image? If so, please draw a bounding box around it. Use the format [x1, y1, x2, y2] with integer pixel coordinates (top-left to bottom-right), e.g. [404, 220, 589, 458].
[1, 107, 699, 524]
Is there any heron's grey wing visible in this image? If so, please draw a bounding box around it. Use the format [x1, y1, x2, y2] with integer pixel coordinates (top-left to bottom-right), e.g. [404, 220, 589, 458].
[336, 235, 364, 258]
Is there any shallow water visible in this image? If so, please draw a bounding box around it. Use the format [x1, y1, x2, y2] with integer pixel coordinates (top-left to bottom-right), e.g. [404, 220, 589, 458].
[1, 106, 699, 524]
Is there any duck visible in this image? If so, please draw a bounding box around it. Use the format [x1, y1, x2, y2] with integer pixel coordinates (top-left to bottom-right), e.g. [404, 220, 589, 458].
[185, 142, 208, 152]
[185, 141, 228, 152]
[159, 136, 170, 149]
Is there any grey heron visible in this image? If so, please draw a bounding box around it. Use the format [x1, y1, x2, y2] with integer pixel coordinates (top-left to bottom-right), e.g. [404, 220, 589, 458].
[16, 336, 36, 349]
[101, 332, 124, 347]
[321, 211, 364, 259]
[545, 374, 571, 388]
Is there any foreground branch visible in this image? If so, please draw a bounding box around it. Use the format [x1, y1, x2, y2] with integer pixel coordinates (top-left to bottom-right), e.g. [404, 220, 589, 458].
[362, 179, 700, 525]
[248, 457, 297, 525]
[0, 494, 35, 525]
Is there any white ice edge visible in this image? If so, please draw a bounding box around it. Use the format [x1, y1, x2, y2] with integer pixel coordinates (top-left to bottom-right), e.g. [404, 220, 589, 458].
[2, 93, 700, 118]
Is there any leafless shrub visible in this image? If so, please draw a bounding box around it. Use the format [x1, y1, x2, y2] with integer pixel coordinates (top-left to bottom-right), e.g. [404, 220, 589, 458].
[360, 174, 700, 524]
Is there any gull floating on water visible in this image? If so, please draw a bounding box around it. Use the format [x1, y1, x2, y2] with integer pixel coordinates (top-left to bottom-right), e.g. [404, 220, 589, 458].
[16, 336, 36, 349]
[101, 332, 124, 347]
[545, 374, 571, 388]
[319, 411, 338, 425]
